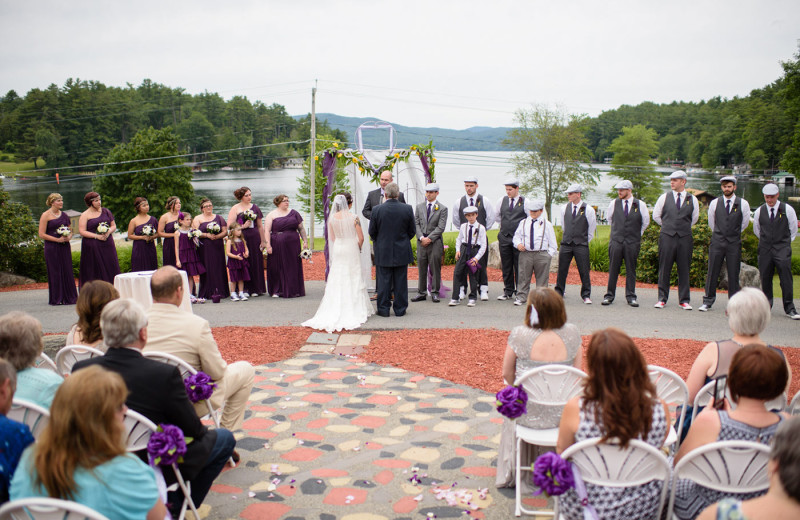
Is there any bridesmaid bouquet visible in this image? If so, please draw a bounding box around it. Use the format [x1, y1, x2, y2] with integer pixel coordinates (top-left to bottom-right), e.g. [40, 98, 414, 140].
[206, 222, 221, 234]
[242, 209, 257, 221]
[187, 228, 202, 239]
[300, 248, 312, 260]
[56, 225, 71, 237]
[96, 222, 110, 235]
[147, 423, 191, 467]
[495, 384, 528, 419]
[141, 225, 156, 236]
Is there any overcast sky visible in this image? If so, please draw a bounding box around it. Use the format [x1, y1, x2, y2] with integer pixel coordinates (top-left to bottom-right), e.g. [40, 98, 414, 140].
[1, 0, 798, 130]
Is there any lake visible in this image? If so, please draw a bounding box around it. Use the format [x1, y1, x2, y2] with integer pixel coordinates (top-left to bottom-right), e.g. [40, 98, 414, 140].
[5, 151, 799, 234]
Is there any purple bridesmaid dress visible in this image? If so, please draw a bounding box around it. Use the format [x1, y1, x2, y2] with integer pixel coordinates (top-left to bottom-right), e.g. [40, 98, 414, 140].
[43, 213, 78, 305]
[79, 207, 121, 287]
[237, 204, 266, 295]
[198, 215, 230, 299]
[267, 209, 305, 298]
[130, 216, 158, 272]
[227, 241, 251, 282]
[161, 219, 179, 268]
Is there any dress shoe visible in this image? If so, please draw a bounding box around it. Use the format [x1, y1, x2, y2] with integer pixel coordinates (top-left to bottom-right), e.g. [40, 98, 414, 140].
[601, 298, 612, 306]
[431, 294, 440, 303]
[376, 311, 390, 317]
[411, 294, 427, 302]
[231, 450, 240, 464]
[395, 311, 406, 317]
[628, 299, 639, 307]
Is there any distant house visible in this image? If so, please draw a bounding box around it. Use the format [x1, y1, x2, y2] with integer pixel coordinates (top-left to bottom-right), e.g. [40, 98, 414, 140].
[685, 188, 714, 207]
[65, 209, 81, 230]
[283, 158, 304, 169]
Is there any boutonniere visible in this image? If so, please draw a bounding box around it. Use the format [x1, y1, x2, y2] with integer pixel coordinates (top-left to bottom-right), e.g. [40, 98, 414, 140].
[633, 206, 638, 213]
[733, 207, 737, 212]
[579, 211, 584, 216]
[477, 200, 482, 207]
[434, 204, 439, 211]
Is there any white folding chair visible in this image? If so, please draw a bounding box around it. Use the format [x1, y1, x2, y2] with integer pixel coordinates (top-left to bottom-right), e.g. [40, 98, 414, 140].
[513, 364, 586, 517]
[54, 346, 104, 377]
[7, 399, 50, 440]
[0, 497, 109, 519]
[789, 389, 800, 416]
[691, 381, 786, 424]
[667, 440, 771, 519]
[648, 365, 689, 451]
[34, 353, 59, 374]
[123, 409, 199, 520]
[554, 438, 671, 520]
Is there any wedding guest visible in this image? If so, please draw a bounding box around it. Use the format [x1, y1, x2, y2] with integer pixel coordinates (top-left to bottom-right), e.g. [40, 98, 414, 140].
[78, 191, 120, 286]
[0, 312, 62, 409]
[697, 417, 800, 520]
[10, 365, 166, 520]
[65, 280, 119, 350]
[412, 183, 448, 303]
[673, 345, 790, 520]
[158, 196, 182, 268]
[127, 197, 158, 272]
[0, 358, 35, 503]
[557, 328, 670, 520]
[227, 187, 266, 297]
[193, 197, 229, 300]
[265, 194, 307, 298]
[496, 287, 582, 488]
[38, 193, 78, 305]
[452, 176, 495, 300]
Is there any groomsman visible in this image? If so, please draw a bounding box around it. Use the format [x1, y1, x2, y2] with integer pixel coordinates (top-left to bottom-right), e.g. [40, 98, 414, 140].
[602, 180, 649, 307]
[554, 184, 596, 303]
[653, 170, 699, 309]
[699, 176, 750, 312]
[753, 183, 800, 319]
[452, 176, 495, 300]
[513, 199, 557, 305]
[412, 183, 448, 303]
[495, 178, 527, 300]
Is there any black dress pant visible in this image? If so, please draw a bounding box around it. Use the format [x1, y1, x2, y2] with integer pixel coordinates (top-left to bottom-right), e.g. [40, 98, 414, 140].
[759, 247, 796, 314]
[703, 240, 741, 307]
[657, 233, 692, 304]
[498, 237, 520, 296]
[605, 241, 640, 302]
[555, 243, 591, 299]
[376, 265, 408, 316]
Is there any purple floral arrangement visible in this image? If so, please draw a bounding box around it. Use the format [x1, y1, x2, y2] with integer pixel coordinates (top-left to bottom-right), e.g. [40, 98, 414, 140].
[532, 452, 575, 497]
[147, 424, 191, 467]
[184, 372, 217, 403]
[495, 384, 528, 419]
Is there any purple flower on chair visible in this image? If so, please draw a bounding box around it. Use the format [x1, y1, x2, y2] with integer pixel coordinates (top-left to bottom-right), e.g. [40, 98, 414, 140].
[184, 372, 217, 403]
[147, 424, 191, 467]
[495, 384, 528, 419]
[532, 452, 575, 497]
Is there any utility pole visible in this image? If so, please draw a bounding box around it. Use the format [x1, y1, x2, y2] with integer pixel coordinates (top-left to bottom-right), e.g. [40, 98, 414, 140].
[309, 81, 317, 249]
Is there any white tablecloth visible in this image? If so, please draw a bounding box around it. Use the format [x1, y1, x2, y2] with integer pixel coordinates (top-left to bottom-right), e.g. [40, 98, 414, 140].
[114, 270, 192, 313]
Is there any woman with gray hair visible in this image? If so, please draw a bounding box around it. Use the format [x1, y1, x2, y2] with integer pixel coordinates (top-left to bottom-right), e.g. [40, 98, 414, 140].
[685, 287, 792, 403]
[0, 312, 62, 409]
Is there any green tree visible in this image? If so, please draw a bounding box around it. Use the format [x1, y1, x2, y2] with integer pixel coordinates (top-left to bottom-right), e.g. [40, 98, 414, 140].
[177, 111, 215, 157]
[0, 179, 42, 277]
[34, 127, 64, 170]
[94, 127, 194, 226]
[505, 105, 597, 216]
[296, 135, 350, 224]
[607, 124, 662, 203]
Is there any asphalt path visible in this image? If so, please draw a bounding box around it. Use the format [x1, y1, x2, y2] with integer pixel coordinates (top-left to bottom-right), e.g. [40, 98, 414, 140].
[3, 281, 799, 347]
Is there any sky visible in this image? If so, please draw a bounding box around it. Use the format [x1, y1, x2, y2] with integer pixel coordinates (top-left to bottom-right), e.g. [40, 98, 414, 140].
[1, 0, 799, 130]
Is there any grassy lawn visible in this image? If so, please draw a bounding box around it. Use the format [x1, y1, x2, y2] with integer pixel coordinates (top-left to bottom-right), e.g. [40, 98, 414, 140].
[0, 156, 46, 175]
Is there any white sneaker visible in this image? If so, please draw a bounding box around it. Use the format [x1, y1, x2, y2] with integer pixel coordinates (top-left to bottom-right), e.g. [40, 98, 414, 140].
[513, 299, 524, 306]
[698, 304, 710, 312]
[467, 299, 476, 307]
[230, 293, 240, 302]
[583, 298, 592, 305]
[654, 301, 666, 309]
[480, 288, 489, 301]
[250, 292, 260, 297]
[679, 302, 693, 310]
[448, 299, 460, 306]
[497, 294, 511, 301]
[239, 291, 249, 301]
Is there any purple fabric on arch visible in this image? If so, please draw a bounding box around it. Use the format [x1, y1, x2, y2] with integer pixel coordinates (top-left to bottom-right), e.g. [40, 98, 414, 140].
[321, 151, 337, 279]
[418, 153, 431, 184]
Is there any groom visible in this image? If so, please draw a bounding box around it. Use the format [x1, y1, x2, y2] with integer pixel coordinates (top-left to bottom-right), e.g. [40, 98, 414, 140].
[368, 182, 415, 317]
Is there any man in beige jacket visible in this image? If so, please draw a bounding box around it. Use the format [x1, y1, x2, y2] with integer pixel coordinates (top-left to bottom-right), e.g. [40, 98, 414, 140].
[144, 266, 255, 432]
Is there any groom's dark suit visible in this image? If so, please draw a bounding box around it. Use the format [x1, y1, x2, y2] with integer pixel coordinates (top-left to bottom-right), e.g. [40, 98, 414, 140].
[368, 198, 415, 316]
[362, 188, 406, 219]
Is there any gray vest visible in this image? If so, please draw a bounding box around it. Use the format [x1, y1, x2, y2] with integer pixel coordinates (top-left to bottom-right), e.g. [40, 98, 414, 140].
[712, 197, 743, 244]
[459, 194, 487, 227]
[499, 196, 526, 240]
[562, 202, 589, 246]
[757, 202, 791, 253]
[660, 192, 694, 237]
[610, 198, 643, 245]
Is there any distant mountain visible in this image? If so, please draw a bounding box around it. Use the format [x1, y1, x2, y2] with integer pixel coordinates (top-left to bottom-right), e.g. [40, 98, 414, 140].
[296, 113, 513, 151]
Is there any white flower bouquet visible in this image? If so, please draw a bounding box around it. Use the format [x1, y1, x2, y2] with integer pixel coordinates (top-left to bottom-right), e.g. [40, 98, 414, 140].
[96, 222, 110, 235]
[242, 209, 257, 221]
[56, 225, 71, 237]
[141, 225, 156, 236]
[187, 228, 202, 239]
[300, 249, 312, 260]
[206, 222, 221, 234]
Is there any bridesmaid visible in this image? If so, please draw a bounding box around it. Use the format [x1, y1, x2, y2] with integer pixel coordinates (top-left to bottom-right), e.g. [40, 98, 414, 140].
[127, 197, 158, 272]
[265, 194, 307, 298]
[158, 196, 181, 268]
[78, 191, 120, 287]
[193, 197, 230, 300]
[227, 186, 266, 297]
[38, 193, 78, 305]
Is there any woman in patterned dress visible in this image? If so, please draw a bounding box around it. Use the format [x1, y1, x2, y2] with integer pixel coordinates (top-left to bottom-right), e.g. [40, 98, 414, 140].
[556, 328, 670, 520]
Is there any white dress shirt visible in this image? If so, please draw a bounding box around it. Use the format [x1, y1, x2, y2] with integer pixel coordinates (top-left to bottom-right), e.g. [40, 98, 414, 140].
[652, 190, 700, 226]
[559, 201, 597, 242]
[455, 222, 488, 260]
[707, 195, 750, 233]
[451, 193, 495, 229]
[606, 196, 650, 236]
[753, 202, 798, 241]
[512, 216, 558, 256]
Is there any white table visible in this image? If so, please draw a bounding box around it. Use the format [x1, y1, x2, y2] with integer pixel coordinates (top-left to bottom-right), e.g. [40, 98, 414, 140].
[114, 271, 192, 313]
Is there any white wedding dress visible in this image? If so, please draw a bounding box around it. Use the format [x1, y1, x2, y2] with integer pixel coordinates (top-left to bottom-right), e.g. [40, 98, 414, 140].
[302, 196, 374, 332]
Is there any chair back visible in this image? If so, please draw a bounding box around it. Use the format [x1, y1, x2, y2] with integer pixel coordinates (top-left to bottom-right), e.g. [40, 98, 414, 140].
[789, 389, 800, 416]
[693, 381, 786, 422]
[514, 365, 586, 408]
[0, 497, 109, 519]
[668, 440, 771, 517]
[142, 351, 197, 379]
[54, 346, 104, 377]
[555, 438, 671, 520]
[123, 409, 157, 452]
[7, 399, 50, 440]
[648, 365, 689, 449]
[35, 353, 59, 374]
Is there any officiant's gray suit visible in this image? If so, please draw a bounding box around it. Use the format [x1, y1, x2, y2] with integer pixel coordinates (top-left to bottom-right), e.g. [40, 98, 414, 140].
[414, 200, 448, 298]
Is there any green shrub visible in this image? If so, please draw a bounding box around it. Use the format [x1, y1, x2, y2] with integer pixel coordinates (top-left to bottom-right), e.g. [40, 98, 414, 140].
[792, 256, 800, 276]
[411, 236, 458, 266]
[12, 240, 48, 282]
[637, 213, 713, 288]
[589, 239, 610, 272]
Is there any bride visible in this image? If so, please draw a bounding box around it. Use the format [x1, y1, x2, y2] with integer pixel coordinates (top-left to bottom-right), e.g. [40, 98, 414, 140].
[302, 193, 374, 332]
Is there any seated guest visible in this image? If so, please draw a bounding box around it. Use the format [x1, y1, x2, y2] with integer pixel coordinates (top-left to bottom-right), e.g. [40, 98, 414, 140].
[557, 328, 670, 520]
[673, 345, 790, 520]
[0, 359, 35, 504]
[65, 280, 120, 349]
[496, 287, 583, 488]
[10, 365, 165, 519]
[71, 298, 235, 516]
[144, 266, 255, 435]
[686, 288, 791, 404]
[0, 312, 62, 409]
[698, 416, 800, 520]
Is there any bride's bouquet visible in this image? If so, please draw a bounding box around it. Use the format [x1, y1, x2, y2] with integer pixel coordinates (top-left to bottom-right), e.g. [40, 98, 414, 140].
[141, 225, 156, 236]
[96, 222, 110, 235]
[206, 222, 221, 234]
[56, 225, 71, 237]
[300, 249, 312, 260]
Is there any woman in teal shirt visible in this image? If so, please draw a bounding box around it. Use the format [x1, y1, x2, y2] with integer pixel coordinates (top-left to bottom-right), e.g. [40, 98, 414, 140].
[11, 365, 166, 520]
